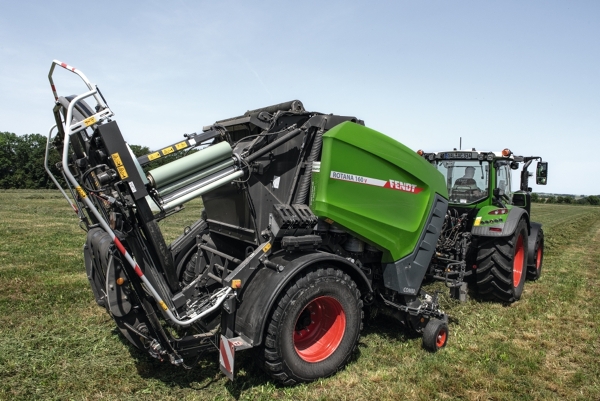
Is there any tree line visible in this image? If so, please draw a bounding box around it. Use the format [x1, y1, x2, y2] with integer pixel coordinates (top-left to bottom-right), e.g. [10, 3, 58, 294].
[531, 193, 600, 206]
[2, 131, 599, 206]
[0, 132, 189, 189]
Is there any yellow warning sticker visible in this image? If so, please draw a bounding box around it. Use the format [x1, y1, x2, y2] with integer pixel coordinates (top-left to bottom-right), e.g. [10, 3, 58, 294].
[175, 141, 188, 150]
[262, 243, 272, 253]
[162, 146, 175, 155]
[474, 217, 482, 227]
[117, 165, 129, 180]
[111, 152, 123, 167]
[83, 116, 97, 127]
[75, 186, 87, 199]
[159, 300, 168, 311]
[148, 152, 161, 161]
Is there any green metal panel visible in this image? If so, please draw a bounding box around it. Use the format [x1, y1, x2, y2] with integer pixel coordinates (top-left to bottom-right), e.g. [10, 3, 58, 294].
[310, 122, 448, 262]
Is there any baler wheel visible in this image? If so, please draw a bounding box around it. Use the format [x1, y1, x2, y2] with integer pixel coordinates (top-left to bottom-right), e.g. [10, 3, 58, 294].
[422, 319, 449, 352]
[476, 219, 528, 302]
[259, 266, 363, 385]
[526, 228, 544, 281]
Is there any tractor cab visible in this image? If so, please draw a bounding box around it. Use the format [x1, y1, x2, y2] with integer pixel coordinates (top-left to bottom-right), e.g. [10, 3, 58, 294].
[418, 148, 548, 213]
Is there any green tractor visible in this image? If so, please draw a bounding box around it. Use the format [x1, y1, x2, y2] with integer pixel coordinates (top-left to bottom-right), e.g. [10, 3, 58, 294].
[418, 148, 548, 303]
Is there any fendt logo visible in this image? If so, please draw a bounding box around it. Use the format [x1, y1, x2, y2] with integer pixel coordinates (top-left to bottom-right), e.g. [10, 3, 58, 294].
[330, 171, 422, 194]
[384, 180, 422, 194]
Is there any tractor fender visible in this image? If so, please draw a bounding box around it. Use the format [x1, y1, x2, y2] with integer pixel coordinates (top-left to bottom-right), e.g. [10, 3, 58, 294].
[471, 206, 529, 238]
[234, 250, 372, 347]
[527, 222, 542, 266]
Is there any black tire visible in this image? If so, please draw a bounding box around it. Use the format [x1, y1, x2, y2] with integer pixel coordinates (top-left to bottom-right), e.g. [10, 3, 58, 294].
[422, 319, 449, 352]
[526, 228, 544, 281]
[476, 219, 528, 302]
[260, 266, 363, 385]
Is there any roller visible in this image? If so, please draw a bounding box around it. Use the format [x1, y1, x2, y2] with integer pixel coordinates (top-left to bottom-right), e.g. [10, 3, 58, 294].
[157, 159, 234, 197]
[147, 141, 232, 189]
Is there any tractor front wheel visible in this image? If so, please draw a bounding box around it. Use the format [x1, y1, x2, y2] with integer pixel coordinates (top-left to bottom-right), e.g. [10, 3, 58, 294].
[476, 219, 528, 302]
[527, 228, 544, 281]
[260, 267, 363, 385]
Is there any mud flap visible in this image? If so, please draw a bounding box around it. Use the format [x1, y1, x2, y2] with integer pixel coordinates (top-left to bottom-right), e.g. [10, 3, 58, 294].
[219, 335, 252, 381]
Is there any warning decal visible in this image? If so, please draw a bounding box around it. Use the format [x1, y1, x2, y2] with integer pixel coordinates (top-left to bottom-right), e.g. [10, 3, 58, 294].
[329, 171, 422, 194]
[220, 335, 235, 380]
[111, 152, 129, 180]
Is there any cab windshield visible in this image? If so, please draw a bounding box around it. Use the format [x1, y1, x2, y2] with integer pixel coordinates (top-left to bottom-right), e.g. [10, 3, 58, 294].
[434, 160, 489, 204]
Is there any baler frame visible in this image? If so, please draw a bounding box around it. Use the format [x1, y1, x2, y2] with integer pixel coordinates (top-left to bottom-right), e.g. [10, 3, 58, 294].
[45, 60, 450, 384]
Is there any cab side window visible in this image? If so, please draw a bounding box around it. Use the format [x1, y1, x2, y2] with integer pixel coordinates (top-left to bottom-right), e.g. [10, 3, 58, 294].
[496, 164, 512, 199]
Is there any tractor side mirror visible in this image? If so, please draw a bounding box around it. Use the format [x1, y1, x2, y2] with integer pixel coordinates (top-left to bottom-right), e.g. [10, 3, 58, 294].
[536, 162, 548, 185]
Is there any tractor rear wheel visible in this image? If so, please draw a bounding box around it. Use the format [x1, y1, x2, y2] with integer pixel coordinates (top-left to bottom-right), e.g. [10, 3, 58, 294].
[476, 219, 528, 302]
[527, 228, 544, 281]
[260, 266, 363, 385]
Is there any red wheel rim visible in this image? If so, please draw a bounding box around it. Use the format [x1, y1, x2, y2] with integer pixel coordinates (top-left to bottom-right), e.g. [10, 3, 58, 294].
[436, 329, 447, 348]
[513, 234, 525, 287]
[536, 244, 543, 270]
[293, 296, 346, 363]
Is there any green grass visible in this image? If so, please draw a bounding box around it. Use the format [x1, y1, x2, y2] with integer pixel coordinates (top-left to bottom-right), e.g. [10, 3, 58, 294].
[1, 191, 599, 400]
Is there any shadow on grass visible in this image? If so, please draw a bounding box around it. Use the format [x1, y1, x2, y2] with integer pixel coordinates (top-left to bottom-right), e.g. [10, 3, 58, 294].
[112, 327, 272, 399]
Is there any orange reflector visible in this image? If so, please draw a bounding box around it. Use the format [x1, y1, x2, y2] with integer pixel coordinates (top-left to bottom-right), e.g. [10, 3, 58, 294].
[116, 277, 125, 285]
[417, 149, 424, 156]
[502, 148, 511, 156]
[231, 279, 242, 289]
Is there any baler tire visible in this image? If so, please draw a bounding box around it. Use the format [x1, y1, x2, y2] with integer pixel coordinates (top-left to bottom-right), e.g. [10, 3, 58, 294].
[422, 319, 449, 352]
[476, 219, 528, 303]
[259, 266, 363, 385]
[526, 228, 544, 281]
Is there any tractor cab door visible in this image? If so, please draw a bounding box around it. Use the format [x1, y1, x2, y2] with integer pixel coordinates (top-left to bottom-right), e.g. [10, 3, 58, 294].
[496, 163, 513, 202]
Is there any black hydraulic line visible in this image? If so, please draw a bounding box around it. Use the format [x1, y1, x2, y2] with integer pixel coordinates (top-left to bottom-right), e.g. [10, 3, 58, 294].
[244, 127, 303, 163]
[216, 100, 304, 124]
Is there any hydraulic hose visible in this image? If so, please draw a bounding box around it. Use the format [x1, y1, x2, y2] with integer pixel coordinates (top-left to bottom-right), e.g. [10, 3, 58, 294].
[245, 127, 303, 163]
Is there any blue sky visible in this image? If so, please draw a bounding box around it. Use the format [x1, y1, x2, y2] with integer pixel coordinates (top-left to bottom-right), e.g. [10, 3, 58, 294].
[1, 1, 598, 194]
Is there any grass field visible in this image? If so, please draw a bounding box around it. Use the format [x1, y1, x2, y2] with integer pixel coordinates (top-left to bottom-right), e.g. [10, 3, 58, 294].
[1, 190, 599, 400]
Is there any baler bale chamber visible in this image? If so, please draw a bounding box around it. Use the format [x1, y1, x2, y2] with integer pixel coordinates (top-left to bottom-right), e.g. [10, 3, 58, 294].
[45, 60, 450, 385]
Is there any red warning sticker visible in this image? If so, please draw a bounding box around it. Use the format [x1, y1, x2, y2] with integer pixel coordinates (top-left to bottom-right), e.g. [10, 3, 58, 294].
[219, 335, 235, 380]
[330, 171, 422, 194]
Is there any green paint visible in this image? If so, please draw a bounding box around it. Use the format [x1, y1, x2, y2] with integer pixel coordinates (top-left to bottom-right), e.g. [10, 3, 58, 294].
[310, 121, 447, 262]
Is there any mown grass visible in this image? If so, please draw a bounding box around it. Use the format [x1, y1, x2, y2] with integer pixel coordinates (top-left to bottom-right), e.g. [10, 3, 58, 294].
[1, 190, 599, 400]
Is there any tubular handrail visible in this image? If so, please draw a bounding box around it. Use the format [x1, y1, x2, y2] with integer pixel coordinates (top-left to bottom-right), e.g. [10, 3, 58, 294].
[52, 64, 233, 328]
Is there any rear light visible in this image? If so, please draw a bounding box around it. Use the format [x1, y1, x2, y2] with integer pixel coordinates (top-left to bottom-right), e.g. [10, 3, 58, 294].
[488, 208, 508, 215]
[489, 227, 502, 232]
